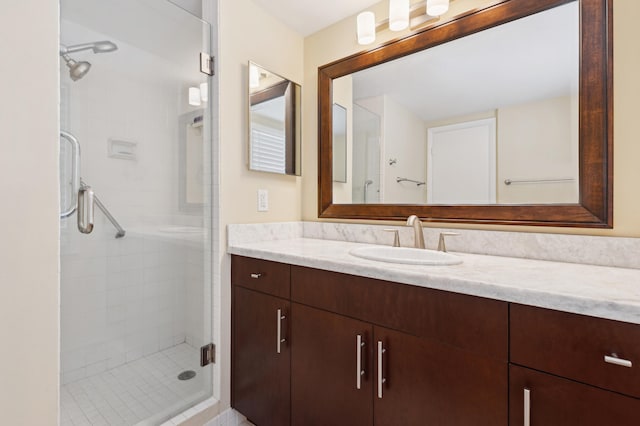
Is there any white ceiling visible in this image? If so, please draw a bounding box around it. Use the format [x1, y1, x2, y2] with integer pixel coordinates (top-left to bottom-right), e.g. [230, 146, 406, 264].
[251, 0, 381, 36]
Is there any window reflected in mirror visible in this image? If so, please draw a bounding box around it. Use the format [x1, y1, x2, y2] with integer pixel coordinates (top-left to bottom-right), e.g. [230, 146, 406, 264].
[248, 62, 301, 176]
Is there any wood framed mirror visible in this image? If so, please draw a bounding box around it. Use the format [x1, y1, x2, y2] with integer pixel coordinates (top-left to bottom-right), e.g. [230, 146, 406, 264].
[318, 0, 612, 227]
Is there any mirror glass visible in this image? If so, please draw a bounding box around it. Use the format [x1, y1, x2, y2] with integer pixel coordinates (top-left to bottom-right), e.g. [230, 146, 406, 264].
[249, 62, 301, 176]
[332, 103, 347, 183]
[332, 2, 579, 205]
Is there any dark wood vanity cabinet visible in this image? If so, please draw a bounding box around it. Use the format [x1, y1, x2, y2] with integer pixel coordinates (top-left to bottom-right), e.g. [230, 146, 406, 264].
[233, 255, 640, 426]
[231, 257, 291, 426]
[232, 255, 509, 426]
[373, 326, 507, 426]
[509, 365, 640, 425]
[509, 305, 640, 425]
[291, 266, 508, 426]
[291, 303, 373, 426]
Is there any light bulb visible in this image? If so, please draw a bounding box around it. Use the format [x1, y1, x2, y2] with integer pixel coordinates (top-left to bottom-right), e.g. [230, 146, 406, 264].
[249, 64, 260, 89]
[357, 11, 376, 45]
[389, 0, 409, 31]
[188, 87, 201, 106]
[199, 82, 208, 102]
[426, 0, 449, 16]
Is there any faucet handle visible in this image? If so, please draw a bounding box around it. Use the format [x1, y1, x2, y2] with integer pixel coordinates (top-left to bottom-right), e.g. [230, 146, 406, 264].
[437, 232, 460, 252]
[383, 229, 401, 247]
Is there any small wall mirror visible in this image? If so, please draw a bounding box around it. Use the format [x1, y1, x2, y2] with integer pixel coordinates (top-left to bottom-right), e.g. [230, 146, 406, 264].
[248, 62, 301, 176]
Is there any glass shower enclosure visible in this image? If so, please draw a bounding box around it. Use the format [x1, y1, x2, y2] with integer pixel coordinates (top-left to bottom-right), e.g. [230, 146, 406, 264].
[59, 1, 214, 424]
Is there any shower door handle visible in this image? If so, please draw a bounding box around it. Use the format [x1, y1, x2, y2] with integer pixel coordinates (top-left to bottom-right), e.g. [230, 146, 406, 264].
[60, 131, 81, 218]
[77, 185, 94, 234]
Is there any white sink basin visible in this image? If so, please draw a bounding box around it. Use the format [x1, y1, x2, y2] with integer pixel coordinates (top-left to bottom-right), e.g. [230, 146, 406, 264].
[349, 246, 462, 266]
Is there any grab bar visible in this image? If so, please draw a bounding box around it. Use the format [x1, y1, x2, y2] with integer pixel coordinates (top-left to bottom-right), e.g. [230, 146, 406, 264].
[77, 185, 95, 234]
[396, 177, 426, 186]
[504, 178, 574, 185]
[60, 131, 81, 218]
[80, 179, 126, 239]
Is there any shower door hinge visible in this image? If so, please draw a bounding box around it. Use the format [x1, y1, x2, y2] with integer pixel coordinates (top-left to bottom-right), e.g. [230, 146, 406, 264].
[200, 52, 214, 76]
[200, 343, 216, 366]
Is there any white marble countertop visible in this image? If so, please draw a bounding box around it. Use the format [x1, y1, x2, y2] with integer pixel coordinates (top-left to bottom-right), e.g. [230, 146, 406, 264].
[228, 237, 640, 325]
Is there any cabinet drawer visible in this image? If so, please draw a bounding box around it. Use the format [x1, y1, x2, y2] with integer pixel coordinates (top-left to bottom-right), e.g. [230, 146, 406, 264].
[511, 304, 640, 398]
[292, 266, 508, 361]
[231, 255, 290, 299]
[510, 365, 640, 426]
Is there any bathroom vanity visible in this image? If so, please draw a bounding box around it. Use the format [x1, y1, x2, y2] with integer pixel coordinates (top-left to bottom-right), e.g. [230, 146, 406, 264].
[229, 236, 640, 426]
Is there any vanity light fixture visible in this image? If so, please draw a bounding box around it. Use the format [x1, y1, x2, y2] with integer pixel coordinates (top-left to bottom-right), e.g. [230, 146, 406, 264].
[357, 11, 376, 45]
[188, 87, 201, 106]
[199, 82, 208, 102]
[389, 0, 410, 31]
[426, 0, 449, 16]
[357, 0, 451, 45]
[249, 64, 260, 89]
[188, 83, 208, 106]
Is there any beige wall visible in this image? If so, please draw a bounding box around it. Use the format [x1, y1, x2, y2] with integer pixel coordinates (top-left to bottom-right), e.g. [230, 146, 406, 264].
[497, 95, 579, 204]
[219, 0, 304, 229]
[303, 0, 640, 237]
[382, 95, 428, 204]
[217, 0, 304, 407]
[0, 1, 60, 425]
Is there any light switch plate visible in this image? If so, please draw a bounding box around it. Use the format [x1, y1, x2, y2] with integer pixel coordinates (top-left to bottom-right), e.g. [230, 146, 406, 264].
[257, 189, 269, 212]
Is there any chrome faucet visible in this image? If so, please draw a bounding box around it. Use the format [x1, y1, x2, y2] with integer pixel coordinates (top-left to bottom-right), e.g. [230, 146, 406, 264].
[406, 215, 426, 249]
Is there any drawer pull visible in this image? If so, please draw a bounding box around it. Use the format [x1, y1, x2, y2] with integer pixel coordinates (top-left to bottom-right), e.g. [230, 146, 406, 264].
[605, 354, 633, 368]
[377, 341, 386, 399]
[250, 273, 262, 279]
[524, 388, 531, 426]
[277, 309, 286, 354]
[356, 335, 365, 390]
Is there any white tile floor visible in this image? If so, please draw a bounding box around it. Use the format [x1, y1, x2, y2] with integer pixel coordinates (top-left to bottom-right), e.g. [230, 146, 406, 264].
[202, 409, 254, 426]
[61, 344, 211, 426]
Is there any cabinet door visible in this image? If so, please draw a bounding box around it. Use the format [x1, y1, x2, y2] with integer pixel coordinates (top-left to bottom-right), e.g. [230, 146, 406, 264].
[374, 326, 507, 426]
[510, 365, 640, 425]
[291, 303, 373, 426]
[232, 286, 290, 426]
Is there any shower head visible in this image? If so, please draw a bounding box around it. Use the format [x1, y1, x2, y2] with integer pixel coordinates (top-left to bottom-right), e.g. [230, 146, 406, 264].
[59, 40, 117, 81]
[61, 53, 91, 81]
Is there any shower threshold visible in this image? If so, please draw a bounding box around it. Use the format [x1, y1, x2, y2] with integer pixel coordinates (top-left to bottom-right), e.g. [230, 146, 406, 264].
[61, 343, 209, 426]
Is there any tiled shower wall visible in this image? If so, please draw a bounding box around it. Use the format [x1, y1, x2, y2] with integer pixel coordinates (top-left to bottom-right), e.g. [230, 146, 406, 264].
[60, 226, 205, 384]
[60, 19, 207, 384]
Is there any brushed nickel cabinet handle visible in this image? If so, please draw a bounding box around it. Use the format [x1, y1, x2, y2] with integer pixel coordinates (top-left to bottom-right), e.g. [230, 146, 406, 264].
[524, 388, 531, 426]
[250, 273, 262, 279]
[276, 309, 286, 354]
[356, 334, 365, 389]
[377, 341, 386, 399]
[605, 354, 633, 368]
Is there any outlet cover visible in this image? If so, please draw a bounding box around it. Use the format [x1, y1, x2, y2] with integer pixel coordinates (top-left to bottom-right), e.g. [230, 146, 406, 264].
[257, 189, 269, 212]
